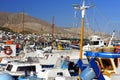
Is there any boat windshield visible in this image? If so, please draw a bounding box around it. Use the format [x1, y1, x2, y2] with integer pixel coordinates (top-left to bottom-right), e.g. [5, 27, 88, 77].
[41, 65, 54, 68]
[6, 64, 13, 71]
[17, 66, 36, 72]
[90, 41, 99, 45]
[101, 59, 113, 70]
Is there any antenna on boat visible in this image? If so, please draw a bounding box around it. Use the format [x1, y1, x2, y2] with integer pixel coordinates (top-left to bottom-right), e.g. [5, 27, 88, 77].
[73, 0, 95, 80]
[108, 30, 115, 46]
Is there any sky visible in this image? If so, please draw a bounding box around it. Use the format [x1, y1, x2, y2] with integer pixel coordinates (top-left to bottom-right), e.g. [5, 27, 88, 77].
[0, 0, 120, 35]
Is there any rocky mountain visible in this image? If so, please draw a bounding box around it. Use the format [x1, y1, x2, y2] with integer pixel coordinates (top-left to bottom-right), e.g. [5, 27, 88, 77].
[0, 12, 111, 39]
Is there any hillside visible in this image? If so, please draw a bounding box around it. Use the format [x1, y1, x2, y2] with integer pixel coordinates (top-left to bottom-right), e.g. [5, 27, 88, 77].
[0, 12, 111, 39]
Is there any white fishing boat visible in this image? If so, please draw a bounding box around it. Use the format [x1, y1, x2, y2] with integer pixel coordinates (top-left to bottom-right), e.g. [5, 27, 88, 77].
[4, 61, 41, 77]
[4, 57, 58, 79]
[83, 35, 106, 51]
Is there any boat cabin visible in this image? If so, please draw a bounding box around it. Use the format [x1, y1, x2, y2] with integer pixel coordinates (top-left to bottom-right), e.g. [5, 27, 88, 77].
[4, 62, 42, 77]
[89, 36, 105, 48]
[83, 36, 106, 52]
[4, 61, 50, 77]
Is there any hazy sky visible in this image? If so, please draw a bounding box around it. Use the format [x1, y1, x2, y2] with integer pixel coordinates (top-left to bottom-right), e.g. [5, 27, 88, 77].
[0, 0, 120, 34]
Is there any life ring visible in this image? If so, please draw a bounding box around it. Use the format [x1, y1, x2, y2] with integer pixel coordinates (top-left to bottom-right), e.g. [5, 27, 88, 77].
[4, 47, 12, 55]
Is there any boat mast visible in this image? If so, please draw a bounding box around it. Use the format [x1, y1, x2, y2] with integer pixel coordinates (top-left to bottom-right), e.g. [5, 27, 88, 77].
[73, 0, 91, 60]
[52, 16, 54, 42]
[73, 0, 94, 80]
[51, 16, 55, 50]
[80, 0, 85, 59]
[22, 9, 24, 39]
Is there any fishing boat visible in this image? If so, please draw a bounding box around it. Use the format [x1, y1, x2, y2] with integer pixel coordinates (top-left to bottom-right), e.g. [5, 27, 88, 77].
[4, 57, 56, 79]
[83, 35, 106, 51]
